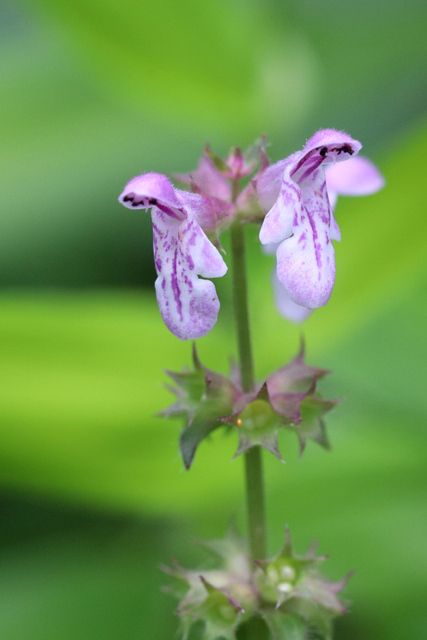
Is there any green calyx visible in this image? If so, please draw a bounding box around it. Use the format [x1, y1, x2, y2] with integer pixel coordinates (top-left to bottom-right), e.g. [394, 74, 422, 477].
[160, 344, 238, 469]
[163, 529, 256, 640]
[232, 390, 285, 461]
[256, 528, 350, 640]
[163, 527, 350, 640]
[160, 343, 338, 468]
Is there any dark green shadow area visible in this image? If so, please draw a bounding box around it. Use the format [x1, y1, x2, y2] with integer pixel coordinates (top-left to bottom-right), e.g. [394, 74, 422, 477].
[0, 491, 189, 640]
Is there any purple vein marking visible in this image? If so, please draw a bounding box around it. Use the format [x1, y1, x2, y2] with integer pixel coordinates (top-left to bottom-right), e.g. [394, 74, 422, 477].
[292, 149, 316, 175]
[171, 247, 183, 321]
[297, 156, 325, 184]
[155, 203, 182, 220]
[305, 207, 322, 274]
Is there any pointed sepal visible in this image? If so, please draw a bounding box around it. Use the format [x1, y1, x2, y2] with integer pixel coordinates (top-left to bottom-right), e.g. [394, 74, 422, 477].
[255, 527, 321, 608]
[199, 524, 251, 579]
[184, 577, 242, 640]
[234, 137, 270, 221]
[160, 344, 240, 469]
[265, 344, 339, 458]
[204, 145, 230, 174]
[255, 528, 350, 639]
[243, 135, 269, 176]
[164, 528, 257, 640]
[159, 346, 206, 423]
[266, 345, 329, 421]
[295, 396, 337, 456]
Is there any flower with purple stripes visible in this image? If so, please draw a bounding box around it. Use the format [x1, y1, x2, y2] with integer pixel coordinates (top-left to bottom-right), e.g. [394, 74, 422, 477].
[119, 172, 227, 340]
[258, 130, 371, 310]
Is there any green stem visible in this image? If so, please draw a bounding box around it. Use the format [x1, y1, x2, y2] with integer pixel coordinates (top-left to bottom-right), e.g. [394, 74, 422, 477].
[244, 447, 266, 561]
[229, 221, 267, 563]
[230, 222, 255, 394]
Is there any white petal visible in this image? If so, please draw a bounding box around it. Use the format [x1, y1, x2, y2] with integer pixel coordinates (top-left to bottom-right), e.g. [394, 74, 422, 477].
[259, 198, 294, 245]
[275, 164, 336, 308]
[329, 210, 341, 242]
[152, 209, 226, 341]
[178, 217, 227, 279]
[276, 223, 336, 308]
[259, 155, 304, 246]
[272, 270, 312, 323]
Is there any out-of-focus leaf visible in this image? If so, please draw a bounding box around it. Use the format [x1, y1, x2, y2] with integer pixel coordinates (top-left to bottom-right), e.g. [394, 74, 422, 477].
[0, 291, 238, 513]
[0, 515, 177, 640]
[21, 0, 316, 138]
[279, 0, 427, 147]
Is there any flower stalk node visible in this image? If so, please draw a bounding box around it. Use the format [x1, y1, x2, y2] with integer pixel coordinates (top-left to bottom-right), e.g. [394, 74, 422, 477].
[161, 343, 338, 468]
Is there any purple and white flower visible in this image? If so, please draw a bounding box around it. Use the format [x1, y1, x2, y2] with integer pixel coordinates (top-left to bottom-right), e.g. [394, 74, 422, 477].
[119, 172, 227, 341]
[258, 130, 384, 316]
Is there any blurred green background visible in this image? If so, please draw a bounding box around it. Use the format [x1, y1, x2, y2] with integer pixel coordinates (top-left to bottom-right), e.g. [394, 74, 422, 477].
[1, 0, 426, 638]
